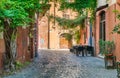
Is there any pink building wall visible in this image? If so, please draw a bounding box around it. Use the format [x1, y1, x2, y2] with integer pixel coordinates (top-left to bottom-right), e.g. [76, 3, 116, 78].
[95, 3, 120, 61]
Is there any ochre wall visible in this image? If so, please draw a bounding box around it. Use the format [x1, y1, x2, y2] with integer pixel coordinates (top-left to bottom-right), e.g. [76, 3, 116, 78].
[38, 2, 79, 49]
[38, 16, 48, 49]
[60, 37, 72, 49]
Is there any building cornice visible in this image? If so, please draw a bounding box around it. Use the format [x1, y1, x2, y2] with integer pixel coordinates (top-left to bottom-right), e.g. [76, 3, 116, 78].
[96, 4, 108, 12]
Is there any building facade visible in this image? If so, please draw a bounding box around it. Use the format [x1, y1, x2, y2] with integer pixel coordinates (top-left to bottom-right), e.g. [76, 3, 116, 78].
[95, 0, 120, 61]
[38, 1, 92, 49]
[38, 1, 76, 49]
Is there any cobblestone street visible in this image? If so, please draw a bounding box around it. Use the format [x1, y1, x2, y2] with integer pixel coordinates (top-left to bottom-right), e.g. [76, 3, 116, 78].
[3, 49, 117, 78]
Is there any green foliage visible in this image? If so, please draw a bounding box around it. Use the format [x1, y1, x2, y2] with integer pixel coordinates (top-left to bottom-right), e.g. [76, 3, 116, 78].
[0, 26, 4, 32]
[74, 30, 80, 44]
[0, 0, 51, 28]
[15, 61, 30, 69]
[52, 15, 86, 29]
[24, 61, 30, 65]
[0, 0, 30, 28]
[112, 24, 120, 34]
[61, 0, 96, 12]
[15, 61, 23, 69]
[62, 33, 72, 41]
[59, 0, 97, 18]
[99, 39, 115, 55]
[112, 11, 120, 34]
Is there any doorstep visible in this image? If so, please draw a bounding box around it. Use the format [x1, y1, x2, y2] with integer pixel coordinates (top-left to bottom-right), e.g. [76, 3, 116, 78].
[98, 54, 104, 59]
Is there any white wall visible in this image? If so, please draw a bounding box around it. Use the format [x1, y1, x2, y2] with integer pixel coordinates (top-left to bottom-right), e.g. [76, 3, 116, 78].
[107, 0, 116, 6]
[97, 0, 107, 8]
[97, 0, 117, 8]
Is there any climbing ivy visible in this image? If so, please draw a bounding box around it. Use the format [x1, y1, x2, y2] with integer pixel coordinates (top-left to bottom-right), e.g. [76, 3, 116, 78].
[60, 0, 96, 12]
[74, 30, 81, 44]
[112, 10, 120, 34]
[59, 0, 97, 21]
[57, 0, 97, 44]
[61, 33, 72, 41]
[52, 15, 86, 29]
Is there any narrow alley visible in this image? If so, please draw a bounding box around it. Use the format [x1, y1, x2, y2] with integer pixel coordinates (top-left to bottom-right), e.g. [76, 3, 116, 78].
[3, 49, 116, 78]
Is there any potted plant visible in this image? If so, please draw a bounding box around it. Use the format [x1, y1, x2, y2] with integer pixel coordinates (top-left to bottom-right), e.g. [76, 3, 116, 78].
[99, 39, 115, 55]
[99, 39, 116, 69]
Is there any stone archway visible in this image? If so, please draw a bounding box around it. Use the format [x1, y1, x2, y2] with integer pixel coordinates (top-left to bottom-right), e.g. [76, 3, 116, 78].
[59, 33, 72, 49]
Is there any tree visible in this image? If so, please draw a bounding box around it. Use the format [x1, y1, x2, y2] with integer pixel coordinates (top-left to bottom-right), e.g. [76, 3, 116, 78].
[0, 0, 30, 70]
[0, 0, 50, 70]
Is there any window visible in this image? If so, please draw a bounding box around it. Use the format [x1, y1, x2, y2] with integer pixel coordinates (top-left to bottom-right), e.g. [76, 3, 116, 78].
[99, 11, 106, 41]
[63, 13, 70, 19]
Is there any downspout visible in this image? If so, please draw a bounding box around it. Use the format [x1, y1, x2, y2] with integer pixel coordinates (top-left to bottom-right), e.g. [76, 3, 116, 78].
[48, 10, 50, 49]
[89, 23, 93, 46]
[34, 12, 39, 57]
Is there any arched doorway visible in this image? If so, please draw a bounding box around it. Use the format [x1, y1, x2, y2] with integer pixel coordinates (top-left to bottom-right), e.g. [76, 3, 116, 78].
[59, 33, 72, 49]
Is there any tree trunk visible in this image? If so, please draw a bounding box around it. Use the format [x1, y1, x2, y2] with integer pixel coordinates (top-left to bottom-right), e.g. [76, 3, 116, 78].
[3, 20, 16, 70]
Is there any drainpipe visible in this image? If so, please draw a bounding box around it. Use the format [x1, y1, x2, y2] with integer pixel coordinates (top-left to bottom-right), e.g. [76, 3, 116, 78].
[34, 13, 39, 57]
[48, 11, 50, 49]
[89, 23, 92, 46]
[54, 0, 56, 26]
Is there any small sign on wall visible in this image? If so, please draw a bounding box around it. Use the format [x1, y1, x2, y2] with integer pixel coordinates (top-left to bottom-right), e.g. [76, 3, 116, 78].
[40, 38, 44, 44]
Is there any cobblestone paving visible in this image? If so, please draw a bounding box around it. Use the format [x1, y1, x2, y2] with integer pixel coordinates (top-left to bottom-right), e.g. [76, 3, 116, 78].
[3, 49, 117, 78]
